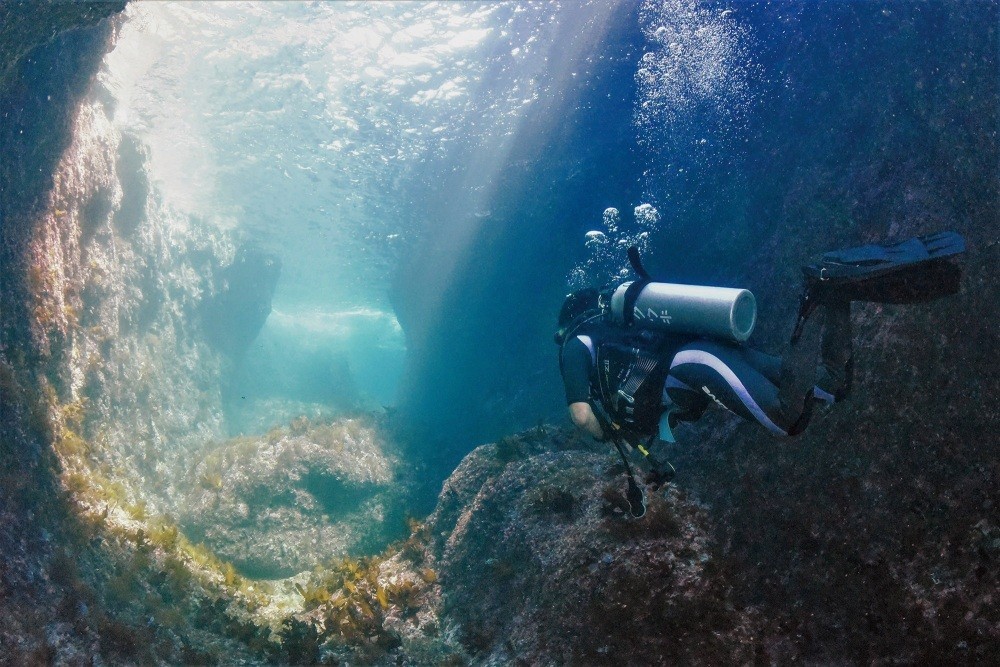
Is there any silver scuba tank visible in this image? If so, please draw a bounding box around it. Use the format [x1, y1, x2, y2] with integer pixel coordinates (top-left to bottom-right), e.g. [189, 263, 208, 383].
[608, 281, 757, 342]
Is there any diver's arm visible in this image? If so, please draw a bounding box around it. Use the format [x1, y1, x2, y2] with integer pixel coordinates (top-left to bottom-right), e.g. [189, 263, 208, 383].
[561, 336, 603, 439]
[569, 401, 604, 440]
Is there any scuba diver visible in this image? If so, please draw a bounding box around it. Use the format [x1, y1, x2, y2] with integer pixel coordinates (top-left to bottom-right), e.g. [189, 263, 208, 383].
[556, 231, 965, 517]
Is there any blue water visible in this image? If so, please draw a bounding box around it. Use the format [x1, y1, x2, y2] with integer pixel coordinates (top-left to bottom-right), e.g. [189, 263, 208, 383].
[98, 0, 996, 475]
[102, 1, 617, 418]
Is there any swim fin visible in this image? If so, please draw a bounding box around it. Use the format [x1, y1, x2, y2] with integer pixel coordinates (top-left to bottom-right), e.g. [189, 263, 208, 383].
[790, 231, 965, 343]
[803, 230, 965, 304]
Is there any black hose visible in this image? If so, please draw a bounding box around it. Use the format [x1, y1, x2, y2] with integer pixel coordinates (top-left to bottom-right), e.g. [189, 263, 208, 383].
[627, 245, 652, 281]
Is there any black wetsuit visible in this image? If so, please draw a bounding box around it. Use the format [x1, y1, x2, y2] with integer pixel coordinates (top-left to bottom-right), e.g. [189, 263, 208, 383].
[560, 301, 853, 438]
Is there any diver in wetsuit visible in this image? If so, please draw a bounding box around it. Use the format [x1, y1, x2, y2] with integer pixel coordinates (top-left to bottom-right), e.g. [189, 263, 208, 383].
[558, 290, 850, 442]
[556, 232, 965, 516]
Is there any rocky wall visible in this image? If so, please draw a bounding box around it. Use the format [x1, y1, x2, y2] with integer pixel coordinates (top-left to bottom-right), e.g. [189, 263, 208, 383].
[0, 5, 128, 659]
[654, 5, 1000, 660]
[262, 425, 755, 665]
[0, 5, 286, 660]
[28, 96, 235, 515]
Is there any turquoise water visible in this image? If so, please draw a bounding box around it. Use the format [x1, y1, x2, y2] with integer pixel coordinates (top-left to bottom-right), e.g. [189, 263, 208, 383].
[101, 2, 629, 417]
[99, 0, 757, 433]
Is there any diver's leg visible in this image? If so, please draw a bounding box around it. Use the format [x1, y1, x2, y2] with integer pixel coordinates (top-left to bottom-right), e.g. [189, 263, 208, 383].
[741, 347, 783, 384]
[777, 303, 824, 424]
[669, 340, 805, 436]
[817, 299, 853, 401]
[744, 329, 848, 409]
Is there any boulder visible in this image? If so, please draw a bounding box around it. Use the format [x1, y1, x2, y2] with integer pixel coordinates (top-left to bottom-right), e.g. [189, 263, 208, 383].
[424, 427, 754, 665]
[180, 416, 407, 579]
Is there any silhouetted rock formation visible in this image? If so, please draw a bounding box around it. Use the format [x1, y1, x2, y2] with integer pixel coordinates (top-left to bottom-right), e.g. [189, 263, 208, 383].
[202, 246, 281, 358]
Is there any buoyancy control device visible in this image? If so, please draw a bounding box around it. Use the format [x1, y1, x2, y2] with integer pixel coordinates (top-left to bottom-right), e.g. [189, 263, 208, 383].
[559, 246, 759, 439]
[591, 326, 675, 440]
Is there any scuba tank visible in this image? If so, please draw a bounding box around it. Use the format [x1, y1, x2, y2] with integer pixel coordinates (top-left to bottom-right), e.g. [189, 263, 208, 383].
[606, 245, 757, 342]
[607, 281, 756, 342]
[557, 246, 756, 517]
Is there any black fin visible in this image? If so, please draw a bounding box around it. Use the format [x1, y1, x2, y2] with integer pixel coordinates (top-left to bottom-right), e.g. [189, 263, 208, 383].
[803, 231, 965, 304]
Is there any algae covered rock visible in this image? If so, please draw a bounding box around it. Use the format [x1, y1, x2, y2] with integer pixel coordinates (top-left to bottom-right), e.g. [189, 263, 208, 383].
[425, 427, 753, 665]
[261, 426, 751, 665]
[181, 416, 408, 579]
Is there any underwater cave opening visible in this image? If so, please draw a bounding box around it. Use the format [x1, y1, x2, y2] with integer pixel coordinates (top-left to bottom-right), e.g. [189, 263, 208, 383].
[35, 0, 634, 600]
[7, 0, 998, 661]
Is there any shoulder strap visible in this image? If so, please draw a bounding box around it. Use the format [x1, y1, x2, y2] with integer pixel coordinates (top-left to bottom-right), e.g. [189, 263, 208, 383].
[628, 245, 652, 280]
[619, 279, 650, 327]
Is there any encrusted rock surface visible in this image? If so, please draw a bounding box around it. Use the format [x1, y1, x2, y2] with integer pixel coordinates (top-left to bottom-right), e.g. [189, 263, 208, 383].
[0, 4, 132, 661]
[181, 416, 408, 579]
[264, 426, 752, 665]
[423, 427, 753, 665]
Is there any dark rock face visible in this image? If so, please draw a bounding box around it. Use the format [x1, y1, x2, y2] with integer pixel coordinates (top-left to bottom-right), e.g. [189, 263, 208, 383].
[425, 428, 753, 664]
[646, 5, 1000, 660]
[201, 246, 281, 358]
[0, 4, 126, 662]
[670, 285, 1000, 662]
[0, 361, 94, 661]
[0, 3, 126, 90]
[0, 3, 125, 363]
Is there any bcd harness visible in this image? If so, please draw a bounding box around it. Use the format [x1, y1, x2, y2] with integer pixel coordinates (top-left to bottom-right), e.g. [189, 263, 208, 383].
[557, 247, 685, 518]
[559, 311, 680, 518]
[594, 327, 674, 447]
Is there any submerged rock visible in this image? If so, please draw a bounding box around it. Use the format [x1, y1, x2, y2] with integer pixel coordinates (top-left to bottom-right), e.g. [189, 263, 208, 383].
[265, 426, 750, 665]
[180, 416, 408, 578]
[422, 427, 753, 665]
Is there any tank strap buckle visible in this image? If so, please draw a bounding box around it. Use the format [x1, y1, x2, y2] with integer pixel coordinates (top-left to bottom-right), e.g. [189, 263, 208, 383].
[616, 389, 635, 415]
